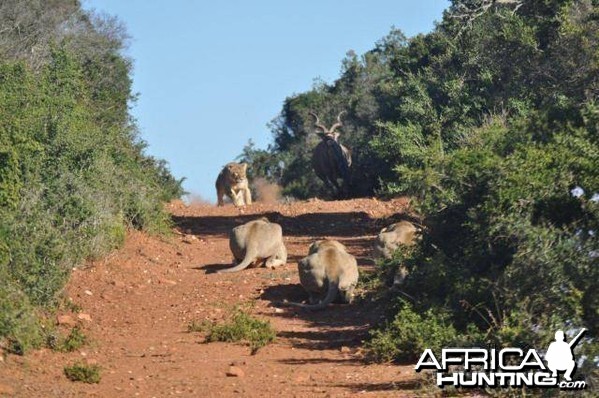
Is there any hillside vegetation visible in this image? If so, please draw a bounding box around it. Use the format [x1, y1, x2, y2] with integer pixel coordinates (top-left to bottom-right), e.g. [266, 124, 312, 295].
[0, 0, 183, 353]
[242, 0, 599, 385]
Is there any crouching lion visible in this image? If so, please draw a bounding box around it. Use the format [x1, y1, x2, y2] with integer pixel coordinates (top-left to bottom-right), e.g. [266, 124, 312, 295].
[215, 162, 252, 207]
[286, 239, 359, 310]
[373, 221, 421, 285]
[217, 218, 287, 273]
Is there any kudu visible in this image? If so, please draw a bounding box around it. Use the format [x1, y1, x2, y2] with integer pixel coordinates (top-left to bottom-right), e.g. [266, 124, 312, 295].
[309, 111, 352, 198]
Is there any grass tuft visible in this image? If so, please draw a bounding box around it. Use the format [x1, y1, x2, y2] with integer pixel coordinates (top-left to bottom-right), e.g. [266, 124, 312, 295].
[193, 308, 276, 354]
[48, 327, 87, 352]
[64, 362, 101, 384]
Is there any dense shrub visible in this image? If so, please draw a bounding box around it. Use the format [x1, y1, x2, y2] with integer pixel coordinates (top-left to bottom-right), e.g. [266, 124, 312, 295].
[0, 1, 183, 353]
[366, 300, 459, 363]
[0, 282, 44, 354]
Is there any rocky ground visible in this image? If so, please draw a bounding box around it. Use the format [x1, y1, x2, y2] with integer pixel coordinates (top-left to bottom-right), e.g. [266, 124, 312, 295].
[0, 197, 436, 397]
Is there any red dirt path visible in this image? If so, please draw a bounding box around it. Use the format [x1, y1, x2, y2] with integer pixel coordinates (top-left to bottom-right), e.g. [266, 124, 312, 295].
[0, 197, 432, 397]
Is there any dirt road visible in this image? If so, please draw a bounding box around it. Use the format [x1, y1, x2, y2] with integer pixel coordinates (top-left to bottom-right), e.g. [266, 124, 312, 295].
[0, 197, 427, 397]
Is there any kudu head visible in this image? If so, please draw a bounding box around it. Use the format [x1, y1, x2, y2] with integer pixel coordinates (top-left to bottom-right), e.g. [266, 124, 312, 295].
[309, 111, 346, 141]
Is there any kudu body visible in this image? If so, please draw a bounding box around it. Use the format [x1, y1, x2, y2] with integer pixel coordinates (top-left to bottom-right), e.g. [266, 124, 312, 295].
[310, 111, 352, 198]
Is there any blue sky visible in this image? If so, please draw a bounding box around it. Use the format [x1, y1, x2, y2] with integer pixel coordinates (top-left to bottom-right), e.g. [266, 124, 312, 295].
[83, 1, 449, 202]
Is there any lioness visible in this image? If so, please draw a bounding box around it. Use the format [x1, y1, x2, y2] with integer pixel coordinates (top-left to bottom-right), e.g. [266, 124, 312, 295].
[215, 162, 252, 207]
[373, 221, 421, 285]
[373, 221, 420, 260]
[218, 218, 287, 273]
[285, 239, 359, 310]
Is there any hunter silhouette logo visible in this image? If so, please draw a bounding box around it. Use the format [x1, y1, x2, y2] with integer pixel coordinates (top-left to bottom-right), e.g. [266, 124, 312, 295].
[415, 327, 588, 390]
[545, 328, 586, 381]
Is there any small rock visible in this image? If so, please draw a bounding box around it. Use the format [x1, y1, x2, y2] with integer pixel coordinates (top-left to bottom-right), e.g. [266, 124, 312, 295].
[226, 366, 245, 377]
[230, 360, 247, 366]
[111, 280, 125, 288]
[77, 313, 92, 322]
[84, 290, 93, 296]
[57, 314, 76, 326]
[340, 346, 351, 353]
[274, 308, 284, 314]
[158, 278, 177, 286]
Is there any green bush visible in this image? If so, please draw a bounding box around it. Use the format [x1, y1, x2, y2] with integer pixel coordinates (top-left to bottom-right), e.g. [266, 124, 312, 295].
[64, 362, 101, 384]
[366, 301, 459, 362]
[0, 282, 43, 355]
[48, 327, 88, 353]
[373, 119, 598, 386]
[200, 308, 276, 354]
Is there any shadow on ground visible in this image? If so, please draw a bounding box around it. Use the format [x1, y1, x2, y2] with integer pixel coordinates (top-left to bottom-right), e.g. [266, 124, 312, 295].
[325, 380, 422, 394]
[172, 210, 403, 239]
[192, 263, 233, 273]
[260, 282, 386, 351]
